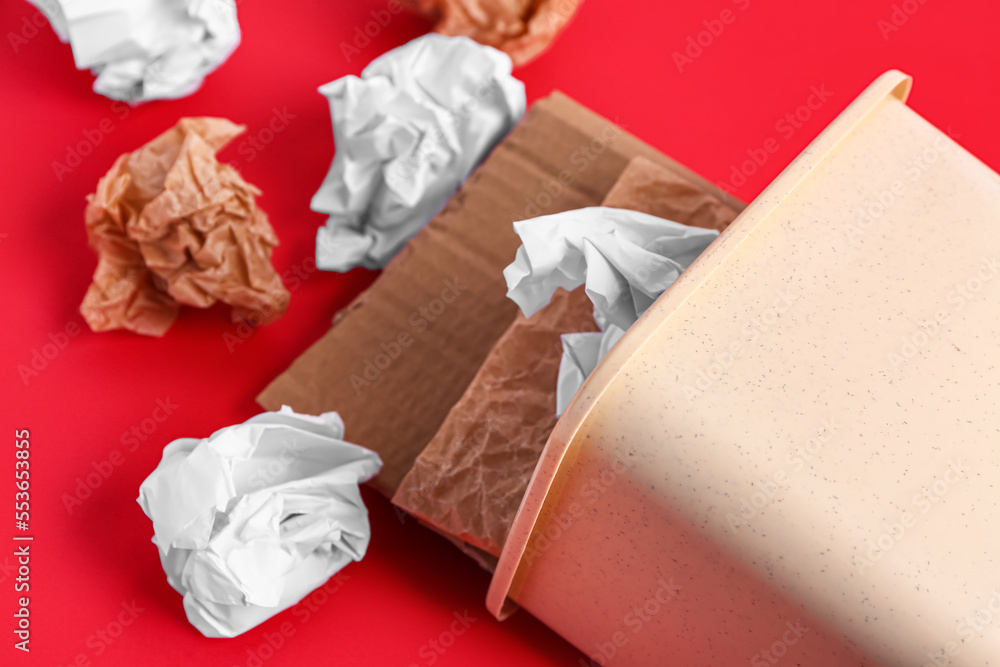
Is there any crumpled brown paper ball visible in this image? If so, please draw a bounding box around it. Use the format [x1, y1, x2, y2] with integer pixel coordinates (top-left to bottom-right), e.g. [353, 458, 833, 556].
[402, 0, 582, 67]
[80, 118, 290, 337]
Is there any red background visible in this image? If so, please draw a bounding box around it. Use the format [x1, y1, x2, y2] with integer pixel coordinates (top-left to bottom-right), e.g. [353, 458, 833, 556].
[1, 0, 998, 664]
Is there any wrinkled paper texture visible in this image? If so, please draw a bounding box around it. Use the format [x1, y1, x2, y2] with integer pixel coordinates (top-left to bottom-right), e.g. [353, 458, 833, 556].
[602, 155, 739, 232]
[312, 33, 525, 272]
[505, 206, 719, 413]
[402, 0, 582, 67]
[81, 117, 290, 337]
[137, 407, 382, 638]
[393, 287, 598, 556]
[28, 0, 240, 102]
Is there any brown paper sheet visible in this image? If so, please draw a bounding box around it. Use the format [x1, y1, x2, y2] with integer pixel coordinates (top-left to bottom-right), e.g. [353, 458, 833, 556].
[257, 92, 740, 499]
[81, 117, 290, 337]
[402, 0, 583, 67]
[390, 155, 741, 559]
[602, 155, 740, 230]
[393, 287, 598, 556]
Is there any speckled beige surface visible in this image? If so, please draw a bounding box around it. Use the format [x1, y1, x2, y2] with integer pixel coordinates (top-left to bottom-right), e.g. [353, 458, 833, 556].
[489, 71, 1000, 666]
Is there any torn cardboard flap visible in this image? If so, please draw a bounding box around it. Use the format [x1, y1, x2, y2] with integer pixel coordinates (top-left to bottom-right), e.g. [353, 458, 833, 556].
[391, 155, 740, 559]
[257, 91, 740, 498]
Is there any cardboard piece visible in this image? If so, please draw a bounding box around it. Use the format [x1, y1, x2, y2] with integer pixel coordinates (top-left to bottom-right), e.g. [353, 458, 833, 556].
[257, 92, 741, 498]
[391, 156, 741, 558]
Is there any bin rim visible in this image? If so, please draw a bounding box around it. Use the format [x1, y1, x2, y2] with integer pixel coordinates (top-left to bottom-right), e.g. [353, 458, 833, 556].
[486, 70, 914, 620]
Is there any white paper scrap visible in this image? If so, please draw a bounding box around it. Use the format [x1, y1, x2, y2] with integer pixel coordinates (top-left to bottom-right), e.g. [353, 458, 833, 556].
[137, 406, 382, 638]
[27, 0, 240, 102]
[504, 206, 719, 414]
[312, 33, 526, 272]
[556, 326, 626, 415]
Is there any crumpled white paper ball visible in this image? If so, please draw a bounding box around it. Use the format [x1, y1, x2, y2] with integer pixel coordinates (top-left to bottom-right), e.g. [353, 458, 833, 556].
[137, 407, 382, 638]
[312, 33, 526, 272]
[27, 0, 240, 102]
[504, 206, 719, 414]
